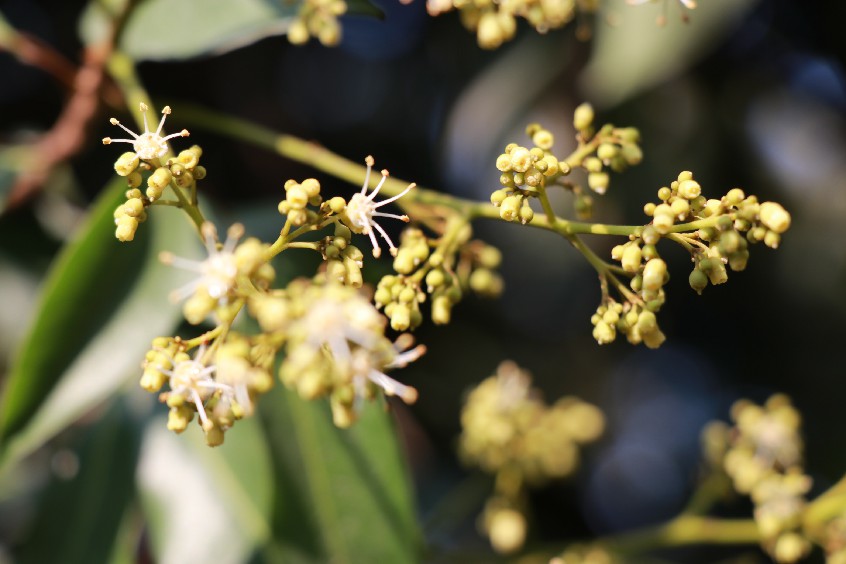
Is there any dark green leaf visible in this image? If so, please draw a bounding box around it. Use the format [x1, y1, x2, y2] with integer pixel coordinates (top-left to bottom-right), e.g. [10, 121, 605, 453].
[258, 387, 421, 564]
[14, 399, 142, 564]
[0, 177, 198, 467]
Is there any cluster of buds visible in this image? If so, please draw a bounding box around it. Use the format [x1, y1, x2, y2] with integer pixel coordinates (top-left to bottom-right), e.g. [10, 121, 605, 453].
[459, 361, 604, 553]
[639, 171, 791, 295]
[702, 395, 811, 563]
[287, 0, 346, 46]
[491, 106, 644, 224]
[104, 104, 201, 242]
[426, 0, 598, 49]
[375, 225, 504, 330]
[278, 177, 323, 226]
[140, 334, 274, 446]
[320, 223, 366, 288]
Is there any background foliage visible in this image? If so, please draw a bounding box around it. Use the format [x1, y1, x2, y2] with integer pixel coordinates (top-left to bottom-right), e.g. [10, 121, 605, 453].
[0, 0, 845, 561]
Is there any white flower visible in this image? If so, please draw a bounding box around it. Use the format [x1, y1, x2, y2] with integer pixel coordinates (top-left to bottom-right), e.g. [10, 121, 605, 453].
[295, 285, 423, 404]
[160, 222, 244, 302]
[344, 156, 415, 258]
[102, 102, 189, 160]
[160, 346, 233, 431]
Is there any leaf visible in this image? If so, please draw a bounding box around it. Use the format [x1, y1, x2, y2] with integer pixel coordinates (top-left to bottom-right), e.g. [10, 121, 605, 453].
[81, 0, 295, 61]
[580, 0, 760, 107]
[14, 400, 142, 564]
[258, 388, 421, 564]
[137, 415, 273, 564]
[0, 177, 199, 468]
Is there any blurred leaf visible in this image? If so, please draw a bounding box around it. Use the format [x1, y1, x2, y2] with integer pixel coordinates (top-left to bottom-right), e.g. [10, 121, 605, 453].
[14, 400, 141, 564]
[80, 0, 383, 60]
[581, 0, 760, 107]
[81, 0, 293, 60]
[258, 388, 420, 563]
[0, 177, 198, 468]
[137, 416, 273, 564]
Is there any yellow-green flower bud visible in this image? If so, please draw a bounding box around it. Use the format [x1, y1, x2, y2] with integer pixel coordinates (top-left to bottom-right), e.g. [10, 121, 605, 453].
[495, 154, 512, 172]
[573, 103, 594, 131]
[670, 198, 690, 218]
[390, 303, 411, 331]
[114, 152, 140, 176]
[519, 202, 534, 224]
[621, 143, 643, 165]
[642, 327, 666, 349]
[764, 230, 781, 249]
[532, 129, 554, 150]
[426, 268, 446, 289]
[725, 188, 745, 206]
[167, 406, 192, 433]
[204, 425, 224, 447]
[593, 320, 615, 345]
[147, 167, 172, 200]
[286, 184, 309, 209]
[183, 287, 217, 325]
[499, 195, 521, 222]
[477, 11, 504, 49]
[432, 294, 452, 325]
[127, 171, 142, 189]
[689, 268, 707, 294]
[677, 178, 701, 199]
[588, 172, 609, 195]
[177, 149, 199, 169]
[759, 201, 791, 234]
[597, 143, 618, 162]
[491, 189, 509, 206]
[509, 147, 533, 173]
[123, 197, 144, 218]
[621, 244, 642, 273]
[642, 258, 667, 291]
[115, 216, 139, 242]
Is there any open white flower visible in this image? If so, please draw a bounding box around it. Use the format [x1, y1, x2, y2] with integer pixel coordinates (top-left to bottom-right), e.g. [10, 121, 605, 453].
[102, 102, 189, 160]
[160, 222, 244, 303]
[343, 156, 415, 258]
[160, 346, 233, 431]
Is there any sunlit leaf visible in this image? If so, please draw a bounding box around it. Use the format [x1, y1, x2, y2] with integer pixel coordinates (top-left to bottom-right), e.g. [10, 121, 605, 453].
[581, 0, 760, 107]
[0, 177, 199, 468]
[137, 416, 273, 564]
[258, 388, 420, 563]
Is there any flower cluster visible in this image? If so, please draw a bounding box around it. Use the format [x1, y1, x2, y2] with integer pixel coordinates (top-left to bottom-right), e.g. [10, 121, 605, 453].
[703, 395, 812, 563]
[104, 104, 205, 242]
[374, 224, 504, 331]
[459, 361, 604, 553]
[491, 105, 644, 224]
[273, 281, 425, 427]
[427, 0, 598, 49]
[592, 170, 791, 348]
[287, 0, 347, 46]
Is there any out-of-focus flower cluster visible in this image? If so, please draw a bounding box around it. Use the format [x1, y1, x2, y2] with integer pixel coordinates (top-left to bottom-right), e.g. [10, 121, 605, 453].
[427, 0, 598, 49]
[459, 361, 604, 553]
[702, 395, 811, 563]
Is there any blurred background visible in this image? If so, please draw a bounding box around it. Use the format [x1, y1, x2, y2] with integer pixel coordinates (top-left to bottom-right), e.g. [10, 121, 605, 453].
[1, 0, 845, 561]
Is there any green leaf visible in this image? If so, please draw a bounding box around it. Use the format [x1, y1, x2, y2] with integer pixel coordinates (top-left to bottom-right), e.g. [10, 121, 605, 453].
[580, 0, 760, 107]
[137, 415, 273, 564]
[81, 0, 296, 61]
[0, 177, 198, 468]
[14, 399, 142, 564]
[258, 388, 421, 564]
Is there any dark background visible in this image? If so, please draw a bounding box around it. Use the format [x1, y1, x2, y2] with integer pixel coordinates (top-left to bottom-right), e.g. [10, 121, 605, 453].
[1, 0, 845, 560]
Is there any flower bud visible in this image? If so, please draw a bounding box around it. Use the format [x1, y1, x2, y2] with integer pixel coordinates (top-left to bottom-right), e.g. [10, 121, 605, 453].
[573, 103, 594, 131]
[621, 244, 642, 273]
[689, 268, 707, 294]
[677, 178, 701, 199]
[759, 201, 791, 234]
[588, 172, 609, 195]
[642, 258, 667, 291]
[114, 152, 140, 176]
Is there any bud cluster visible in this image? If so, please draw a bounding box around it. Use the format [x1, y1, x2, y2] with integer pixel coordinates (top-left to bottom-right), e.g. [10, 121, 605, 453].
[702, 395, 811, 563]
[287, 0, 346, 46]
[491, 107, 644, 224]
[426, 0, 598, 49]
[278, 177, 323, 227]
[140, 334, 274, 446]
[459, 361, 604, 553]
[375, 225, 504, 330]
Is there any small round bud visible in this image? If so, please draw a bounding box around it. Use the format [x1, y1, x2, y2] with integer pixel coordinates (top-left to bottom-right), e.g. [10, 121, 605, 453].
[495, 154, 511, 172]
[573, 103, 594, 131]
[642, 258, 667, 291]
[519, 202, 534, 224]
[123, 198, 144, 218]
[584, 156, 603, 173]
[588, 172, 609, 195]
[593, 320, 616, 345]
[114, 152, 140, 176]
[509, 147, 533, 173]
[621, 143, 643, 165]
[532, 129, 554, 150]
[597, 143, 618, 161]
[677, 178, 701, 199]
[621, 244, 642, 273]
[759, 201, 791, 234]
[657, 187, 672, 201]
[689, 268, 708, 294]
[286, 184, 308, 209]
[127, 171, 142, 189]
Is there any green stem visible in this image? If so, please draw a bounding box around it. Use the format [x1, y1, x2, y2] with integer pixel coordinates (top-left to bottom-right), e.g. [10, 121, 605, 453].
[601, 515, 760, 555]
